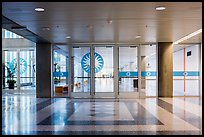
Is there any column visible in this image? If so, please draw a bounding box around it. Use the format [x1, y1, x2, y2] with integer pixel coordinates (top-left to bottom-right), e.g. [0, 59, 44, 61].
[68, 45, 73, 98]
[36, 43, 52, 98]
[199, 43, 202, 97]
[141, 56, 146, 89]
[113, 45, 119, 98]
[158, 42, 173, 97]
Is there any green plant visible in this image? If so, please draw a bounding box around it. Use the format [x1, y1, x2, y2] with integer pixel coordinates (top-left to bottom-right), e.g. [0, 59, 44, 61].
[6, 79, 16, 84]
[5, 64, 16, 88]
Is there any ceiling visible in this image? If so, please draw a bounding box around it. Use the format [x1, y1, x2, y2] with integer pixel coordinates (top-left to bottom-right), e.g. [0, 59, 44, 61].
[2, 2, 202, 45]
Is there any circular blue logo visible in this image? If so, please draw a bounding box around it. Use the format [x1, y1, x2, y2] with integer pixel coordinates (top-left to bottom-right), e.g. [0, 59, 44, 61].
[81, 52, 104, 73]
[9, 58, 27, 74]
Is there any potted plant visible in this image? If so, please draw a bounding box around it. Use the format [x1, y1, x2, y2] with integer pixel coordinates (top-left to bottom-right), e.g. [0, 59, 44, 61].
[54, 77, 60, 84]
[5, 64, 16, 89]
[7, 79, 16, 89]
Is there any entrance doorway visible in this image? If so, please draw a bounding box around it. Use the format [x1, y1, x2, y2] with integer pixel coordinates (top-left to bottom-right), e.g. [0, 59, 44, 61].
[52, 44, 158, 99]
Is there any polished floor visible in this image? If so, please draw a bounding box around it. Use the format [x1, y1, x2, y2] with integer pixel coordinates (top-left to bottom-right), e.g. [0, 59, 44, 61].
[2, 94, 202, 135]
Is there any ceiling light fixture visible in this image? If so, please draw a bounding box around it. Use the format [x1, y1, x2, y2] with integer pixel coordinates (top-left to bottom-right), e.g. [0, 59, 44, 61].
[66, 36, 71, 39]
[135, 35, 141, 39]
[173, 29, 202, 45]
[86, 25, 93, 29]
[42, 27, 50, 31]
[107, 18, 113, 24]
[155, 6, 166, 11]
[35, 7, 45, 12]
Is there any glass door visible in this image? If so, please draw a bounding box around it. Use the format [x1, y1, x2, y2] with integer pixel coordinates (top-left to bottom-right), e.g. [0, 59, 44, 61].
[72, 46, 91, 98]
[19, 49, 36, 92]
[52, 48, 69, 97]
[118, 46, 139, 98]
[140, 44, 157, 97]
[93, 46, 115, 98]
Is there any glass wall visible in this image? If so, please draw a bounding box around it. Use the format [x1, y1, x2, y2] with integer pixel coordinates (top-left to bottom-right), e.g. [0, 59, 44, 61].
[173, 44, 200, 96]
[119, 46, 138, 92]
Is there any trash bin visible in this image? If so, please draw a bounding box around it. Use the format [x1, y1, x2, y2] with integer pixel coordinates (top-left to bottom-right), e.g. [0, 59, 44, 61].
[133, 79, 138, 88]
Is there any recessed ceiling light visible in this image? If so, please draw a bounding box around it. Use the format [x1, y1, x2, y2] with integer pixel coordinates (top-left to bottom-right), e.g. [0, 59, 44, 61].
[86, 25, 93, 29]
[66, 36, 71, 39]
[155, 6, 166, 11]
[107, 18, 113, 24]
[35, 7, 45, 12]
[42, 27, 50, 31]
[135, 35, 141, 39]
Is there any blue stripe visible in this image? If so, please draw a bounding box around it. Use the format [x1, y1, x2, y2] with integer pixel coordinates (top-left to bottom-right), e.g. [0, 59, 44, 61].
[119, 71, 199, 77]
[141, 71, 157, 77]
[173, 71, 200, 76]
[53, 72, 69, 77]
[119, 71, 138, 77]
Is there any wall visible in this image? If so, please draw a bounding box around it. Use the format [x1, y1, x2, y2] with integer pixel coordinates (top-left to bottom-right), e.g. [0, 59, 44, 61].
[173, 44, 200, 96]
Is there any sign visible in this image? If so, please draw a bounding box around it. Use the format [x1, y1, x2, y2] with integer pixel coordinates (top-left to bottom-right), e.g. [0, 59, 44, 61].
[53, 72, 68, 77]
[81, 52, 104, 73]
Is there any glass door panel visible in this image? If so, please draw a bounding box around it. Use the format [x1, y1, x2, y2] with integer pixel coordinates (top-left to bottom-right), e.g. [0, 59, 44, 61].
[19, 49, 36, 91]
[53, 48, 69, 97]
[140, 45, 157, 97]
[72, 46, 91, 95]
[119, 46, 138, 92]
[94, 46, 114, 93]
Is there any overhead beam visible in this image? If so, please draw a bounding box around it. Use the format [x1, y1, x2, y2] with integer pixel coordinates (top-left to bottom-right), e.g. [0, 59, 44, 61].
[2, 15, 50, 44]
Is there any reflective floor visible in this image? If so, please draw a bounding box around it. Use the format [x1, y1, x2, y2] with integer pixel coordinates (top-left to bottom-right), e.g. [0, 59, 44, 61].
[2, 94, 202, 135]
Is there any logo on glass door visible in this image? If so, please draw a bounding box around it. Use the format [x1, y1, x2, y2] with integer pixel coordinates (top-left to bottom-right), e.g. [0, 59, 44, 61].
[8, 58, 27, 74]
[81, 52, 104, 73]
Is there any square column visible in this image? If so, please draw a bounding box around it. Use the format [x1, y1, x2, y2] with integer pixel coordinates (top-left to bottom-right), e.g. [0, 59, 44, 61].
[36, 43, 52, 98]
[158, 42, 173, 97]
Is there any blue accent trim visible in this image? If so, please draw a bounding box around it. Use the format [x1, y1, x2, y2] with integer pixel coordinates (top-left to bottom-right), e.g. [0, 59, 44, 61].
[53, 72, 68, 77]
[119, 71, 199, 77]
[141, 71, 157, 77]
[119, 71, 138, 77]
[173, 71, 200, 76]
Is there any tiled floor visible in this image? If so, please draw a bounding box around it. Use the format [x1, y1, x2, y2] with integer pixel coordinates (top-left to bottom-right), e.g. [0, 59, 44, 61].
[2, 95, 202, 135]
